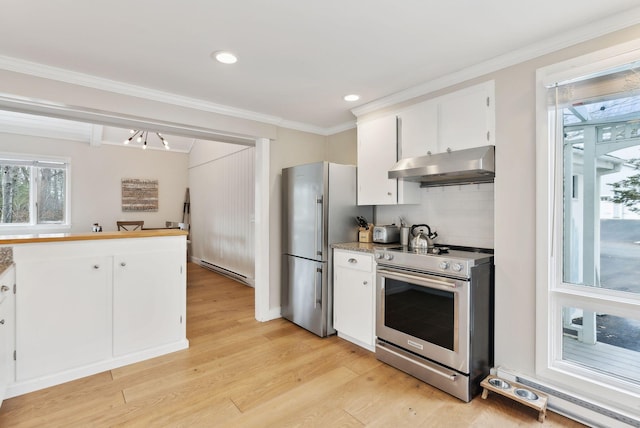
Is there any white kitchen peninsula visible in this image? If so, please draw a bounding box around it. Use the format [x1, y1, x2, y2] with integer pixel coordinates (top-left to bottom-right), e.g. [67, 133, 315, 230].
[0, 230, 188, 400]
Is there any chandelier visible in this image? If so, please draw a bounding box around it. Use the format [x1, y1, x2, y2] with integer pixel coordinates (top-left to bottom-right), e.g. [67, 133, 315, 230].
[123, 130, 170, 150]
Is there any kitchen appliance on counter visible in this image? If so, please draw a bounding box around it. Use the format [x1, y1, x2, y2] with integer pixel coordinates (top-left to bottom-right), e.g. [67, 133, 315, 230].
[374, 244, 494, 402]
[282, 162, 372, 337]
[409, 224, 437, 249]
[373, 225, 400, 243]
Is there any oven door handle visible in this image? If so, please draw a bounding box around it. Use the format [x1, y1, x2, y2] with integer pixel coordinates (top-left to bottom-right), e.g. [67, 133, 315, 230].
[377, 268, 457, 290]
[379, 344, 457, 382]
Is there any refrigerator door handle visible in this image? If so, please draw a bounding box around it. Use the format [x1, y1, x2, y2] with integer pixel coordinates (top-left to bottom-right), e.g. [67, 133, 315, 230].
[315, 195, 323, 257]
[314, 267, 322, 309]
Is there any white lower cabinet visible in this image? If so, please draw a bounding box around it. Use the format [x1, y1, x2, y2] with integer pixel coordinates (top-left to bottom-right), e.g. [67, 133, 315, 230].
[0, 265, 15, 407]
[113, 250, 183, 356]
[333, 249, 375, 351]
[9, 236, 187, 397]
[16, 255, 112, 381]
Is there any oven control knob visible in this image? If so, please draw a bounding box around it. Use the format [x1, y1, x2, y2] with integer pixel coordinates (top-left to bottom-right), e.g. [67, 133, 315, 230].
[439, 261, 449, 270]
[452, 263, 464, 272]
[384, 253, 394, 261]
[375, 252, 383, 260]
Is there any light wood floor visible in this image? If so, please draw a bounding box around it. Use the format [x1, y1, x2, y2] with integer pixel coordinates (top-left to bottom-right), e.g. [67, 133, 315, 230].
[0, 263, 584, 427]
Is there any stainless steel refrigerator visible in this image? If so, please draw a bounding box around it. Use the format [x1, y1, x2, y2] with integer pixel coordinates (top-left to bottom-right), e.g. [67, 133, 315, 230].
[282, 162, 372, 337]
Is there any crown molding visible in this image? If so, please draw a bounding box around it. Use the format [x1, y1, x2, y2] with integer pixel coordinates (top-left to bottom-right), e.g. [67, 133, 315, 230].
[276, 118, 356, 136]
[352, 7, 640, 118]
[3, 6, 640, 135]
[0, 55, 299, 127]
[324, 120, 357, 135]
[0, 54, 349, 137]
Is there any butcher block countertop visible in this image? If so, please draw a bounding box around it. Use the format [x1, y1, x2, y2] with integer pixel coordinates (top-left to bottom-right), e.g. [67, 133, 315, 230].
[0, 229, 188, 245]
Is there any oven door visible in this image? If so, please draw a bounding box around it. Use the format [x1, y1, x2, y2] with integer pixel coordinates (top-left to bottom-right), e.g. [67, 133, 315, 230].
[376, 266, 470, 374]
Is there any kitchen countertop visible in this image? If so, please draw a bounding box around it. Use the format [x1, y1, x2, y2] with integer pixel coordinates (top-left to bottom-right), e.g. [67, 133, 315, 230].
[0, 229, 188, 245]
[332, 241, 400, 253]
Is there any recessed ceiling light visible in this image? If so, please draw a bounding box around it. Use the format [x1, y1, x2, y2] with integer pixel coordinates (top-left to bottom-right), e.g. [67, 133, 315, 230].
[212, 51, 238, 64]
[344, 94, 360, 102]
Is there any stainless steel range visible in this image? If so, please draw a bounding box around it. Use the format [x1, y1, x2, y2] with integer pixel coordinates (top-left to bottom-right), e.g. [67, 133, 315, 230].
[374, 245, 494, 402]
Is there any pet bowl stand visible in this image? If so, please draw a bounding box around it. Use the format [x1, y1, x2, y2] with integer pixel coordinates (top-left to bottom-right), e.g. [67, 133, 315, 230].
[481, 375, 548, 422]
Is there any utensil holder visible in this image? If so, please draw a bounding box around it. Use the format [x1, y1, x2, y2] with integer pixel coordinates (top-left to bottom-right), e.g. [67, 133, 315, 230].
[400, 227, 410, 246]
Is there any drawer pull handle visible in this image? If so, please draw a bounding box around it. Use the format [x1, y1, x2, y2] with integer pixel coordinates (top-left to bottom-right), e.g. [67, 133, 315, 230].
[347, 258, 357, 264]
[120, 262, 127, 267]
[0, 285, 8, 292]
[93, 265, 100, 270]
[363, 281, 368, 285]
[0, 319, 4, 325]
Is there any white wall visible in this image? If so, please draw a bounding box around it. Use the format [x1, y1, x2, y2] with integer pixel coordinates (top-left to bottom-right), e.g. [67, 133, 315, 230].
[327, 128, 357, 166]
[0, 132, 188, 233]
[375, 183, 494, 249]
[189, 140, 255, 281]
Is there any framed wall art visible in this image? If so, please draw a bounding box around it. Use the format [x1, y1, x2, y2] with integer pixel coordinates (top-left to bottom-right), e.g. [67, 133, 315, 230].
[121, 178, 158, 212]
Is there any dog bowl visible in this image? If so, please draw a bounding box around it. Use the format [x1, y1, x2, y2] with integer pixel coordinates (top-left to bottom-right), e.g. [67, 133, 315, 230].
[514, 388, 539, 400]
[488, 378, 511, 389]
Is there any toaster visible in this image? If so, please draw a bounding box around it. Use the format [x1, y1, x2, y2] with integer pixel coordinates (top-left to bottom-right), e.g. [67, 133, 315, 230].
[373, 225, 400, 243]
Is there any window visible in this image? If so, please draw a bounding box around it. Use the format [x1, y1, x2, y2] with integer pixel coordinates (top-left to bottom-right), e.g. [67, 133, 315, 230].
[536, 43, 640, 413]
[0, 156, 69, 227]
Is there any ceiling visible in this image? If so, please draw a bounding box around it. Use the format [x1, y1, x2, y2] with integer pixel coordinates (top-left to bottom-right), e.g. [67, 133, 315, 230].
[1, 1, 640, 135]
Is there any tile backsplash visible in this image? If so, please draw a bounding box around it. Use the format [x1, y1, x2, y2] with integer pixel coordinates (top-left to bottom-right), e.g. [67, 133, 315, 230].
[374, 183, 494, 249]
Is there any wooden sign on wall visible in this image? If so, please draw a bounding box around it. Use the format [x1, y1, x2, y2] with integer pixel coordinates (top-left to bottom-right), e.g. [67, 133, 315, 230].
[122, 178, 158, 212]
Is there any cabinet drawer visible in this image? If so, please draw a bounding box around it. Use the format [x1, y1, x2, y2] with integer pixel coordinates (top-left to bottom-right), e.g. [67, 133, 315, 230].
[334, 250, 373, 272]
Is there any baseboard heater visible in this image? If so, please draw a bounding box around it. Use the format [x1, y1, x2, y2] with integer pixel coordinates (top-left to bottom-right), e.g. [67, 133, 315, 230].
[496, 368, 640, 427]
[199, 260, 254, 287]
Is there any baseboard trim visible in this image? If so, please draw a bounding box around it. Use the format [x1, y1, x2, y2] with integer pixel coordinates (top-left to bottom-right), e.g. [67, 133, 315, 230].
[495, 367, 640, 427]
[6, 339, 189, 399]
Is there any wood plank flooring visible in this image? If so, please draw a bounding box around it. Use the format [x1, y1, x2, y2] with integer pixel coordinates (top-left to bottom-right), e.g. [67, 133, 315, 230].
[0, 263, 584, 427]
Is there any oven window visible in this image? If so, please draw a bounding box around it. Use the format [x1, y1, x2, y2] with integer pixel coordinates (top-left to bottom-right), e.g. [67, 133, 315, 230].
[384, 278, 455, 351]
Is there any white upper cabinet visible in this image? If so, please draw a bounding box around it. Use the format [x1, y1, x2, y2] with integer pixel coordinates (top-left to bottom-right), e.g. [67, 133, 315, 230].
[357, 115, 420, 206]
[356, 81, 494, 204]
[398, 99, 438, 158]
[438, 80, 494, 152]
[357, 115, 398, 206]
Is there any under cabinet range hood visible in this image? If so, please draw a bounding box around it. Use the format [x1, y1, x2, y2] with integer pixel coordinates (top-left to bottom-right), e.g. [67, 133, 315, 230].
[388, 145, 495, 187]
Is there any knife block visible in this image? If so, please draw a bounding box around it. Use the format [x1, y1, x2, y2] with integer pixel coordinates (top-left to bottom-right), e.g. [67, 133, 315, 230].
[358, 224, 373, 243]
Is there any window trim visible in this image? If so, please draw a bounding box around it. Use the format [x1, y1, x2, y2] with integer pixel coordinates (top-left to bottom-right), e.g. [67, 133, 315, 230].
[0, 152, 71, 231]
[535, 40, 640, 413]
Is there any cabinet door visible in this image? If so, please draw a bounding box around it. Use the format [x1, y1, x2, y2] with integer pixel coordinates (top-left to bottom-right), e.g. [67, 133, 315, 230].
[113, 250, 184, 356]
[333, 252, 374, 348]
[357, 115, 398, 205]
[398, 100, 438, 158]
[438, 81, 494, 152]
[16, 257, 112, 381]
[0, 266, 15, 404]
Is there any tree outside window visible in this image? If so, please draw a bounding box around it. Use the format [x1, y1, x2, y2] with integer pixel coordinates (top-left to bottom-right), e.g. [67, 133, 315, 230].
[609, 158, 640, 213]
[0, 159, 68, 226]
